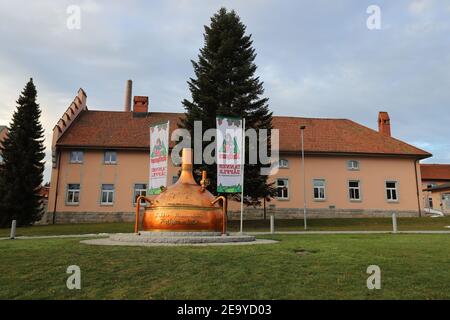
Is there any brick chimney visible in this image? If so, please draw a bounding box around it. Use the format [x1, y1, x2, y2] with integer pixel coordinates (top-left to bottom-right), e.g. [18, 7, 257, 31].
[124, 80, 132, 112]
[378, 111, 391, 137]
[133, 96, 149, 113]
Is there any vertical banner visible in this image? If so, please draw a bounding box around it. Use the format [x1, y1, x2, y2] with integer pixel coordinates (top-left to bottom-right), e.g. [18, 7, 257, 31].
[149, 121, 169, 195]
[216, 116, 243, 193]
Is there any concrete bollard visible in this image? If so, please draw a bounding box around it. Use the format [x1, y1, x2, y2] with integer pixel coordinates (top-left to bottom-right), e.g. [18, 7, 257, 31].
[10, 220, 17, 239]
[270, 214, 275, 234]
[268, 204, 276, 234]
[392, 213, 398, 233]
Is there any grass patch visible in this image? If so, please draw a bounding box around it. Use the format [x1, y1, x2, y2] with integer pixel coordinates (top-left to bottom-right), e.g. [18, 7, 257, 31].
[1, 217, 450, 237]
[0, 234, 449, 299]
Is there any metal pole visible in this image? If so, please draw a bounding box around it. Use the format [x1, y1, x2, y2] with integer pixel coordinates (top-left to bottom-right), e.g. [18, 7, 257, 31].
[270, 214, 275, 234]
[240, 118, 246, 234]
[10, 220, 16, 239]
[263, 198, 266, 220]
[301, 126, 307, 230]
[414, 159, 422, 217]
[52, 151, 61, 225]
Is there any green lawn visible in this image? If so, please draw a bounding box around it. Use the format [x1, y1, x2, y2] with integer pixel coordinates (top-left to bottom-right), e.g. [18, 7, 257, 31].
[1, 217, 450, 237]
[0, 234, 449, 299]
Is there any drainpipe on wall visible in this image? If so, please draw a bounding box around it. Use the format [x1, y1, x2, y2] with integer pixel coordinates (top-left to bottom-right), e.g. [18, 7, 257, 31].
[414, 159, 422, 218]
[52, 150, 61, 224]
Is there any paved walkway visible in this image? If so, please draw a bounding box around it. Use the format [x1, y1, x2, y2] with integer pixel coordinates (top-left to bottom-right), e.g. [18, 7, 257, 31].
[0, 233, 109, 241]
[1, 230, 450, 241]
[248, 230, 450, 235]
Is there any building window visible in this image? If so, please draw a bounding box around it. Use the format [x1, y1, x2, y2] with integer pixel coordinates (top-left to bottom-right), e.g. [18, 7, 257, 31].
[277, 179, 289, 199]
[172, 175, 179, 184]
[347, 160, 359, 170]
[133, 183, 147, 205]
[104, 151, 117, 164]
[66, 184, 80, 204]
[313, 179, 326, 200]
[101, 184, 114, 205]
[279, 159, 289, 168]
[69, 150, 83, 163]
[349, 180, 361, 201]
[428, 197, 433, 208]
[386, 181, 398, 202]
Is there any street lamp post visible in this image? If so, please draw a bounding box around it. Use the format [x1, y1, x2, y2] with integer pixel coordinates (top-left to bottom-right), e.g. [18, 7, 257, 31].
[300, 125, 307, 230]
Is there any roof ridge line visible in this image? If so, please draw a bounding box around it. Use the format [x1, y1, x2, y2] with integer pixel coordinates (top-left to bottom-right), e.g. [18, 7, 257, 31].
[273, 115, 349, 120]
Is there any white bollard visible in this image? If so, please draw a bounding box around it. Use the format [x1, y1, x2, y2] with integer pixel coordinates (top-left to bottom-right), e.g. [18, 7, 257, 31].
[392, 213, 398, 233]
[270, 214, 275, 234]
[10, 220, 17, 239]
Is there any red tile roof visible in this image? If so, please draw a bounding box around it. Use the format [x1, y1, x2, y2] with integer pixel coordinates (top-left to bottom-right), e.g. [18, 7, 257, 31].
[420, 164, 450, 181]
[56, 110, 431, 158]
[57, 111, 182, 149]
[276, 116, 429, 157]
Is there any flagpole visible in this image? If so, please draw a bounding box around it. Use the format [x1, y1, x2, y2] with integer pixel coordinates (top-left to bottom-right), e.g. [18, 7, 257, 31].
[165, 121, 170, 190]
[240, 118, 246, 234]
[300, 125, 307, 230]
[148, 125, 152, 195]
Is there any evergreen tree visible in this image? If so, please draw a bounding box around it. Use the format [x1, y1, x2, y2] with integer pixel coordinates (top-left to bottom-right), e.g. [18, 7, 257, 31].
[0, 78, 45, 227]
[181, 8, 276, 206]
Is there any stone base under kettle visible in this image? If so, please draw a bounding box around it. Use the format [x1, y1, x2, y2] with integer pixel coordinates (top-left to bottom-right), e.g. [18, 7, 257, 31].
[80, 231, 278, 247]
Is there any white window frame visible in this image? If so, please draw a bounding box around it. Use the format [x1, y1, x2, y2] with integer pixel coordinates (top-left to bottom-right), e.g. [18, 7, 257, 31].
[133, 183, 147, 205]
[276, 178, 289, 200]
[347, 160, 360, 171]
[348, 180, 361, 201]
[104, 150, 117, 164]
[279, 159, 289, 169]
[386, 181, 399, 202]
[101, 184, 115, 205]
[66, 184, 80, 205]
[69, 150, 83, 164]
[313, 179, 326, 201]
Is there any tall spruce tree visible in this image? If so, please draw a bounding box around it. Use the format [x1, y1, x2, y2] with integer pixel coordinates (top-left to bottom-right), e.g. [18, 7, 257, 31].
[0, 78, 45, 227]
[181, 8, 276, 206]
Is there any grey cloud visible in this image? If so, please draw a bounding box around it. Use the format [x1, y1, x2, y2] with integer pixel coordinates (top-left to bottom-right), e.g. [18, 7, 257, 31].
[0, 0, 449, 182]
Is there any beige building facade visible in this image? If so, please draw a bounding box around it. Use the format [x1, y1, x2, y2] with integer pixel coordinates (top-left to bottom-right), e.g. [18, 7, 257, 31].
[421, 164, 450, 215]
[47, 87, 431, 223]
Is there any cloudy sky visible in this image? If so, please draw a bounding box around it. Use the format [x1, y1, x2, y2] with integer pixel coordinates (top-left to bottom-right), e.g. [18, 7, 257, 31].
[0, 0, 449, 181]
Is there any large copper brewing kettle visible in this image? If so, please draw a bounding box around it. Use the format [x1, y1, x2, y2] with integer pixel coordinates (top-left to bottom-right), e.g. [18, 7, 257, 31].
[134, 148, 227, 234]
